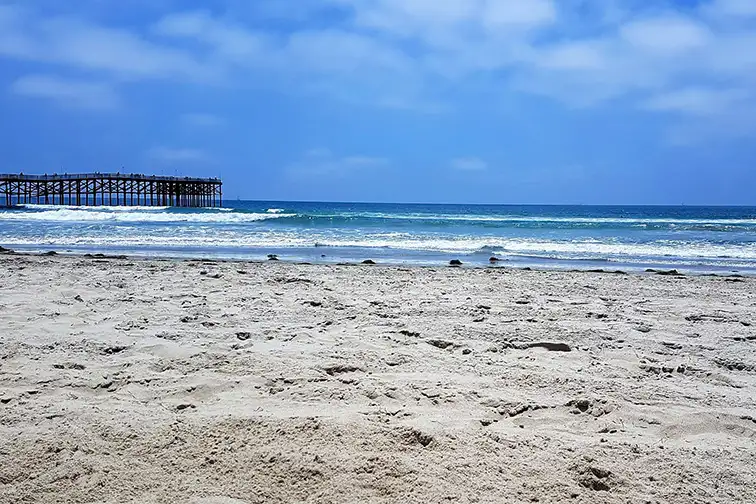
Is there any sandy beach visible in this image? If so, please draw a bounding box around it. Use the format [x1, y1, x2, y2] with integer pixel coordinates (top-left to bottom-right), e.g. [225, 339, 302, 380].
[1, 253, 755, 503]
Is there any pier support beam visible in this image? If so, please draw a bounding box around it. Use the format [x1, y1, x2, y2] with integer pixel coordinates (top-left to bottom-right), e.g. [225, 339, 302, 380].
[0, 173, 222, 208]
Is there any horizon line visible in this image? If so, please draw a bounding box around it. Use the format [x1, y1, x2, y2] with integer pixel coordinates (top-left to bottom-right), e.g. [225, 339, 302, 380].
[227, 199, 756, 208]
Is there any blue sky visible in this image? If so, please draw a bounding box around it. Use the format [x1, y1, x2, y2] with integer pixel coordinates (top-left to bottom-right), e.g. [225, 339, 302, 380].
[1, 0, 755, 204]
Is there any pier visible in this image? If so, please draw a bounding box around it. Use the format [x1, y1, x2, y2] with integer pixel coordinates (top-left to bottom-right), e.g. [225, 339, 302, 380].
[0, 173, 222, 208]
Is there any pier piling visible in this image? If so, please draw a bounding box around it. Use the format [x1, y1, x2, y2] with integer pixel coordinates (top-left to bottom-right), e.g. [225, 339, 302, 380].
[0, 173, 222, 208]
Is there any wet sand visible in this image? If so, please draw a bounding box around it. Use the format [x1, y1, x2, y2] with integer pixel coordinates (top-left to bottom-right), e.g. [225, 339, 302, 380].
[1, 254, 755, 503]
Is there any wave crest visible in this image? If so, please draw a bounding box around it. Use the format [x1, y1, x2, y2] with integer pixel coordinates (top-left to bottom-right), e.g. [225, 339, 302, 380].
[0, 207, 296, 223]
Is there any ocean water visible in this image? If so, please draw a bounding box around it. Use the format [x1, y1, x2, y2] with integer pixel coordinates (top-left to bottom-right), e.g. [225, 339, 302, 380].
[1, 202, 756, 274]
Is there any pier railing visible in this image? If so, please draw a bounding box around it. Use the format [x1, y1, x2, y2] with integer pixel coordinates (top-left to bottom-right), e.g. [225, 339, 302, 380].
[0, 173, 222, 208]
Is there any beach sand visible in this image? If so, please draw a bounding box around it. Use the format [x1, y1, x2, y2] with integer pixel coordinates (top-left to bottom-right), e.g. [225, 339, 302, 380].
[1, 254, 755, 503]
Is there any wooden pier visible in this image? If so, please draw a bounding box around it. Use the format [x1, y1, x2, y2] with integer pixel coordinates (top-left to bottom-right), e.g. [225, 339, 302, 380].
[0, 173, 222, 208]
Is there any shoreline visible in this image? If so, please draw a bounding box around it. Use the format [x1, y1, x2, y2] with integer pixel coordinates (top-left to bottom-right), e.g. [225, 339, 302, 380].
[0, 245, 752, 278]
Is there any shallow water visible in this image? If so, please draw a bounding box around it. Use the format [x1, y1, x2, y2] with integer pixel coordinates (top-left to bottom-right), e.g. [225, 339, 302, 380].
[2, 202, 756, 273]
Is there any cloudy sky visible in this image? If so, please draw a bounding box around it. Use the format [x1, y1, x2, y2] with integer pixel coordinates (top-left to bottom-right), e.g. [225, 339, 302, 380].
[1, 0, 755, 204]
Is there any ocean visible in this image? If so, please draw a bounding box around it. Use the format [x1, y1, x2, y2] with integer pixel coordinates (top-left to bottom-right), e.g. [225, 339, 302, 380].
[1, 202, 756, 274]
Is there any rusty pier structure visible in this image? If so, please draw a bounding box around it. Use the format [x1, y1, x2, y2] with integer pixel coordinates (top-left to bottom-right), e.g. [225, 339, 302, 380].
[0, 173, 223, 208]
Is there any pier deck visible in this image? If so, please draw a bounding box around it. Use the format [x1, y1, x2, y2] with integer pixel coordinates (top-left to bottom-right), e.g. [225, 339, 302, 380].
[0, 173, 222, 208]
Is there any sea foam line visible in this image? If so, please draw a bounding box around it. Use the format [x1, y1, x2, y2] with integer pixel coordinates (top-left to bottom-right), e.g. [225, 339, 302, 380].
[20, 204, 171, 212]
[318, 212, 756, 226]
[3, 233, 756, 260]
[0, 208, 296, 223]
[6, 206, 756, 226]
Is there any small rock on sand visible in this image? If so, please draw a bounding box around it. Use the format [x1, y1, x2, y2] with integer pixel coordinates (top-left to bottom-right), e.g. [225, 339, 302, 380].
[449, 260, 463, 267]
[405, 428, 434, 447]
[399, 329, 420, 337]
[323, 364, 363, 376]
[647, 268, 683, 276]
[528, 342, 571, 352]
[427, 339, 456, 350]
[507, 341, 572, 352]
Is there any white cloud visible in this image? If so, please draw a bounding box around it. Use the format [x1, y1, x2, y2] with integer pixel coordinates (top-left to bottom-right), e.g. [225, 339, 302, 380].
[10, 74, 119, 109]
[48, 21, 210, 80]
[148, 147, 209, 163]
[344, 0, 478, 35]
[151, 9, 421, 107]
[451, 157, 488, 171]
[515, 7, 756, 118]
[643, 88, 752, 116]
[0, 5, 214, 82]
[2, 0, 756, 139]
[337, 0, 556, 40]
[153, 10, 272, 63]
[483, 0, 556, 30]
[535, 41, 608, 71]
[704, 0, 756, 18]
[619, 16, 712, 55]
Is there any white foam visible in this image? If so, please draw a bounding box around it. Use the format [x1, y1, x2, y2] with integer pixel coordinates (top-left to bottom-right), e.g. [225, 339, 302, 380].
[0, 208, 295, 224]
[3, 232, 756, 261]
[21, 204, 171, 212]
[486, 239, 756, 260]
[5, 206, 756, 227]
[341, 212, 756, 226]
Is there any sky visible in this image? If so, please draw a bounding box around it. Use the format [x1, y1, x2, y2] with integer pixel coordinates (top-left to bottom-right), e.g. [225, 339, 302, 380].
[0, 0, 755, 205]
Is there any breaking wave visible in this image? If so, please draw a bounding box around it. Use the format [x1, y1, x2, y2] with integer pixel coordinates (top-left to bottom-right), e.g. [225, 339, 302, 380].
[2, 202, 756, 271]
[3, 206, 756, 232]
[1, 207, 295, 223]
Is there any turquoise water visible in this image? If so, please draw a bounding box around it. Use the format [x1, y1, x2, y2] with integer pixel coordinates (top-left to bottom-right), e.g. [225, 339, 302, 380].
[1, 202, 756, 273]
